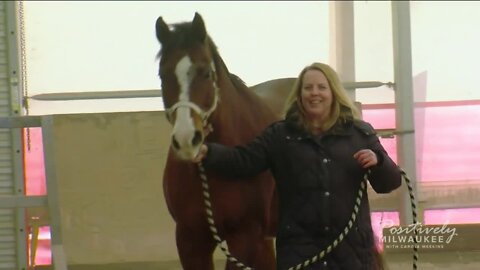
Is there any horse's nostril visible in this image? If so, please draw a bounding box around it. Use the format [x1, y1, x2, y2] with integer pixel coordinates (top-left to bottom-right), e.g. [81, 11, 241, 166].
[172, 137, 180, 150]
[192, 130, 202, 146]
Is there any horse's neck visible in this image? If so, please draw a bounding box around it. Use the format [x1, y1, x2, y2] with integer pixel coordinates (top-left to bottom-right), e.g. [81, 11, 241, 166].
[208, 75, 277, 145]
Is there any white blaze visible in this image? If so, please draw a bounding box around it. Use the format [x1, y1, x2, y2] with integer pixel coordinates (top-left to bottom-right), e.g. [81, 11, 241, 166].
[172, 55, 197, 158]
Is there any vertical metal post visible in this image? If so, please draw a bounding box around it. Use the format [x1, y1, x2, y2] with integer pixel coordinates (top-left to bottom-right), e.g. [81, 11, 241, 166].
[391, 1, 418, 225]
[329, 1, 356, 100]
[41, 116, 68, 270]
[5, 2, 29, 269]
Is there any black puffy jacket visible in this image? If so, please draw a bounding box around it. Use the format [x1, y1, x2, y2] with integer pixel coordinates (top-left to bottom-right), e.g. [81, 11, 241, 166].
[203, 119, 401, 270]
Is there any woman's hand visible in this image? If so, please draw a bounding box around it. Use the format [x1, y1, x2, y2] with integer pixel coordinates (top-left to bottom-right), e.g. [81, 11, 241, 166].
[353, 149, 378, 168]
[193, 144, 208, 163]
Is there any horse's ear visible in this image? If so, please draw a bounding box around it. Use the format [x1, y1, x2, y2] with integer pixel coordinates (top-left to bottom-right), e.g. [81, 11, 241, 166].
[155, 16, 170, 45]
[191, 12, 207, 43]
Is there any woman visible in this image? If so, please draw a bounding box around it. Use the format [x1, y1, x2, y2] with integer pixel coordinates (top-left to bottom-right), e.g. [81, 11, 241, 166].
[194, 62, 401, 269]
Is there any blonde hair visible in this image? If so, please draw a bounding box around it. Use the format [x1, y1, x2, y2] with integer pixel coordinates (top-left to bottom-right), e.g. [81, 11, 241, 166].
[283, 62, 361, 132]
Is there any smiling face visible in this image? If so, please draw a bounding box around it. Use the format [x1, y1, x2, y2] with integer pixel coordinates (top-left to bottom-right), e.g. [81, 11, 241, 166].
[300, 69, 333, 125]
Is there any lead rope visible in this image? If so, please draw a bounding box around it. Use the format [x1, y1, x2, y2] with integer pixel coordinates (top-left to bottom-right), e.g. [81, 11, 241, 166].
[400, 167, 419, 270]
[287, 175, 367, 270]
[197, 163, 253, 270]
[197, 163, 418, 270]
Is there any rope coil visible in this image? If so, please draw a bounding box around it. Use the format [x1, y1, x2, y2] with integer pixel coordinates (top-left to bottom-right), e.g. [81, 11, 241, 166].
[198, 163, 419, 270]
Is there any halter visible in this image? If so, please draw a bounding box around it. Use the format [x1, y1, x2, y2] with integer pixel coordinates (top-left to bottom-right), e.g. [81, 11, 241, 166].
[165, 98, 217, 127]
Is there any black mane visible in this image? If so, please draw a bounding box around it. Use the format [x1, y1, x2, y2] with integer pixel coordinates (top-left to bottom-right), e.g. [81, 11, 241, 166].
[158, 21, 247, 90]
[158, 22, 221, 59]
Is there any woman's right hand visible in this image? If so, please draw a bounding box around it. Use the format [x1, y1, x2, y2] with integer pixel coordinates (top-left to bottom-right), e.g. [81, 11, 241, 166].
[193, 144, 208, 163]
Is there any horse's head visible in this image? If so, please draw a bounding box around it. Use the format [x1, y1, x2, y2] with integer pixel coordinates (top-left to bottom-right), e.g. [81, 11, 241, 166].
[155, 13, 219, 161]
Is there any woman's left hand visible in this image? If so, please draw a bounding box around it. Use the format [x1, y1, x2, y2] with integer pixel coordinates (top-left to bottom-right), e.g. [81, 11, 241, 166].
[353, 149, 378, 168]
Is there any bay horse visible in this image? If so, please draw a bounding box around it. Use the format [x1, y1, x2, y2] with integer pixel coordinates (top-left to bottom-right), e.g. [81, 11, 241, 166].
[155, 13, 292, 269]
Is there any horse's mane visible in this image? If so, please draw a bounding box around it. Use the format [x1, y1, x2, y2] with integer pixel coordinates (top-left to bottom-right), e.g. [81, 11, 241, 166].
[157, 21, 249, 90]
[229, 73, 248, 89]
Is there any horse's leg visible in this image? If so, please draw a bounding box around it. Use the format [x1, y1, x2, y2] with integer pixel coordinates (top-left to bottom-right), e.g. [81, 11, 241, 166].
[223, 225, 276, 270]
[253, 238, 276, 270]
[176, 223, 216, 270]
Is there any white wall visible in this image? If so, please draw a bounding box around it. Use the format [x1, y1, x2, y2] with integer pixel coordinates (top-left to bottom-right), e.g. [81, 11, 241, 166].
[353, 1, 480, 104]
[23, 2, 480, 114]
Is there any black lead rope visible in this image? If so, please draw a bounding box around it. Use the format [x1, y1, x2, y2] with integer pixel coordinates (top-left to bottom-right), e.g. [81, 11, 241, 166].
[198, 163, 419, 270]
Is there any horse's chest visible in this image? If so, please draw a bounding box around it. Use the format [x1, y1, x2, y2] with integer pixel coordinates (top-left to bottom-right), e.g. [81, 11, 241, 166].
[164, 163, 262, 221]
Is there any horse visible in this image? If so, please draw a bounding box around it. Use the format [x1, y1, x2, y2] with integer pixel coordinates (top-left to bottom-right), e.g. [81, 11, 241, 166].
[250, 77, 295, 118]
[155, 13, 292, 270]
